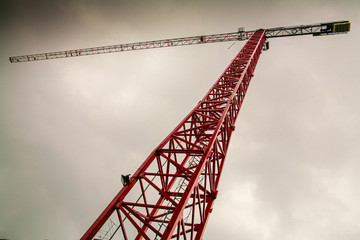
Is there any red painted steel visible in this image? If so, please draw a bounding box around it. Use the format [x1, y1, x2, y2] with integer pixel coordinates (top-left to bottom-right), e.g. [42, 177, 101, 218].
[81, 30, 266, 240]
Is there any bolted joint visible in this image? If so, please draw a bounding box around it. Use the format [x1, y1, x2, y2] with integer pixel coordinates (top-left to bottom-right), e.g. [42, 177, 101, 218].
[194, 224, 201, 231]
[136, 173, 144, 179]
[155, 149, 161, 156]
[207, 190, 218, 200]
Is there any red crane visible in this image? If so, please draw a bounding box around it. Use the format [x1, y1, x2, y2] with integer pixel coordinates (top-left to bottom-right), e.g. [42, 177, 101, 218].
[10, 21, 350, 240]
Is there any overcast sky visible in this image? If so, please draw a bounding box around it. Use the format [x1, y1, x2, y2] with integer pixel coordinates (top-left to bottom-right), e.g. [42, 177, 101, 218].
[1, 0, 359, 239]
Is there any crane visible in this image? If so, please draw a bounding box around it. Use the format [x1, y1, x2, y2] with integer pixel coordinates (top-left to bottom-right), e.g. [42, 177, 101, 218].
[9, 20, 350, 240]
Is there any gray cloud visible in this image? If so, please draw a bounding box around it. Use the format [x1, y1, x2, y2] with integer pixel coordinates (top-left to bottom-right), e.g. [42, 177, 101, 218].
[1, 0, 359, 239]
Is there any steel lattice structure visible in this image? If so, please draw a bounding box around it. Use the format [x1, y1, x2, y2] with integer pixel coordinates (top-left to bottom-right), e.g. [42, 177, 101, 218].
[9, 21, 349, 63]
[9, 20, 350, 240]
[81, 30, 266, 240]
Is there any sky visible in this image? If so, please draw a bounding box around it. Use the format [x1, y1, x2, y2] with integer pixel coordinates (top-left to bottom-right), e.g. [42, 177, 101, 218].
[0, 0, 359, 239]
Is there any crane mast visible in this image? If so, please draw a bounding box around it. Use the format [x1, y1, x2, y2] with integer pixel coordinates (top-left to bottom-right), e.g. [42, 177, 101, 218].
[82, 29, 266, 240]
[9, 21, 350, 240]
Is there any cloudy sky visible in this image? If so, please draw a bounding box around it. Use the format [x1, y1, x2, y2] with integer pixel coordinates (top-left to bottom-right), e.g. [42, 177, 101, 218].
[1, 0, 359, 239]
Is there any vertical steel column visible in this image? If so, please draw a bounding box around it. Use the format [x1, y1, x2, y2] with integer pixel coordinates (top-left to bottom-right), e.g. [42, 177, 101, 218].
[81, 30, 266, 240]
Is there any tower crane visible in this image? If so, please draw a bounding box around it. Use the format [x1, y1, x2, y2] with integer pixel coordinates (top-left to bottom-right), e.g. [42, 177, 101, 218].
[10, 20, 350, 240]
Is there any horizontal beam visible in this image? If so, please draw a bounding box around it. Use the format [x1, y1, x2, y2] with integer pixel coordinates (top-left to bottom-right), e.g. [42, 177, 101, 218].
[9, 20, 350, 63]
[265, 20, 350, 38]
[8, 32, 252, 63]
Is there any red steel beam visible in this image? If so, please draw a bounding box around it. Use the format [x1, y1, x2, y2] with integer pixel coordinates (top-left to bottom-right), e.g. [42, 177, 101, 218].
[81, 30, 266, 240]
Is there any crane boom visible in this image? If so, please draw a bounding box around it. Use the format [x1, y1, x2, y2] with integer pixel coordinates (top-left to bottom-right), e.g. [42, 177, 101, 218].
[9, 20, 349, 63]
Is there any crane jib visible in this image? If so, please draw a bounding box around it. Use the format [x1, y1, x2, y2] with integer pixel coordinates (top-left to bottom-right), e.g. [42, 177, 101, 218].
[9, 21, 350, 63]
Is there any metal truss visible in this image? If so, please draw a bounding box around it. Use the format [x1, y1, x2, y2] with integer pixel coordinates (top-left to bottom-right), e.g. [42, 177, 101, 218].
[8, 31, 253, 63]
[81, 30, 266, 240]
[9, 21, 349, 63]
[9, 19, 350, 240]
[265, 20, 350, 38]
